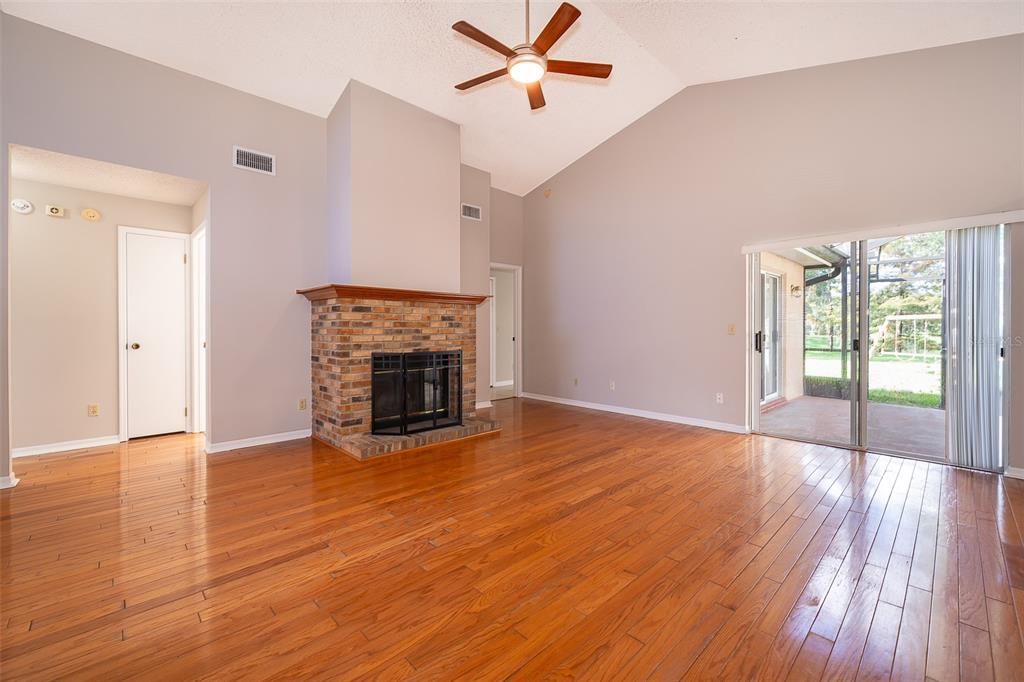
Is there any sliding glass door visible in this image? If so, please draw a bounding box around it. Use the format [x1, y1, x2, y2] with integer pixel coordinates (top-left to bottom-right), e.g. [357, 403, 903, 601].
[756, 243, 858, 448]
[863, 233, 946, 459]
[761, 273, 781, 403]
[750, 226, 1006, 472]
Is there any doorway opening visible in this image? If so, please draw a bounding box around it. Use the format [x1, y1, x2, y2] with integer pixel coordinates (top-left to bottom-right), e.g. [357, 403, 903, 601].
[489, 263, 522, 401]
[8, 145, 209, 457]
[749, 225, 1008, 472]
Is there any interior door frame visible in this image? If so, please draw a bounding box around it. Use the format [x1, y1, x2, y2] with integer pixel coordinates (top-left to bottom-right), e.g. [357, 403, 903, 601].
[190, 223, 207, 434]
[746, 254, 762, 433]
[117, 226, 192, 442]
[489, 262, 523, 397]
[488, 276, 497, 388]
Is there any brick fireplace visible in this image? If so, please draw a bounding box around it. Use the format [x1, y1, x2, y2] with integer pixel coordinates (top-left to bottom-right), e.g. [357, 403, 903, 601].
[298, 284, 499, 459]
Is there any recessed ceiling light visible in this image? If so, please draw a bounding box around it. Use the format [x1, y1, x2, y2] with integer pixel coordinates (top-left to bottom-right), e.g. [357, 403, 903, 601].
[11, 199, 34, 215]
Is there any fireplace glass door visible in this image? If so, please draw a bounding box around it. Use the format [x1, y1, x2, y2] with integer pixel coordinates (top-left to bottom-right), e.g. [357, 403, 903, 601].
[372, 351, 463, 435]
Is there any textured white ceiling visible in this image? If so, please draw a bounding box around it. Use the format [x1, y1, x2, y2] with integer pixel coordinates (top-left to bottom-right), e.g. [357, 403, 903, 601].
[4, 2, 1021, 195]
[10, 145, 208, 206]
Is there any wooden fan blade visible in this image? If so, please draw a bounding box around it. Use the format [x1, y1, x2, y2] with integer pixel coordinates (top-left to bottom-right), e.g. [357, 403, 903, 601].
[547, 60, 612, 79]
[532, 2, 581, 55]
[526, 82, 546, 110]
[452, 21, 515, 57]
[455, 69, 508, 91]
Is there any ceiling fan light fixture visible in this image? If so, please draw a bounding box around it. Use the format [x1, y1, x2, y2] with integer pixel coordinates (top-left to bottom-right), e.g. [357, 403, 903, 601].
[507, 49, 546, 84]
[452, 2, 610, 110]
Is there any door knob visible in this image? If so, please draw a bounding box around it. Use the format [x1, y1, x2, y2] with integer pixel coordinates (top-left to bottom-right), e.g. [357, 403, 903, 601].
[130, 343, 141, 350]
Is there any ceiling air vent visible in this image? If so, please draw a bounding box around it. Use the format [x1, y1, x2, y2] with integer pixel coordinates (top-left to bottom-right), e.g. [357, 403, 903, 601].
[461, 203, 482, 221]
[233, 145, 275, 176]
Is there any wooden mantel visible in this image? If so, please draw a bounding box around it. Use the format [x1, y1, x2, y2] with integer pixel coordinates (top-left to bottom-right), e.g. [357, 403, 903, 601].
[297, 284, 488, 305]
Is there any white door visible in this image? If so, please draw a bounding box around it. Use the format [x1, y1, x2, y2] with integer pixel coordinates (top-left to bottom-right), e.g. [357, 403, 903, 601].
[125, 231, 188, 438]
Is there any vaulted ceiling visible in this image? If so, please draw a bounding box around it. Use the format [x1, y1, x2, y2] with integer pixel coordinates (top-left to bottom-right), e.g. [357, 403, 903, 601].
[4, 1, 1021, 195]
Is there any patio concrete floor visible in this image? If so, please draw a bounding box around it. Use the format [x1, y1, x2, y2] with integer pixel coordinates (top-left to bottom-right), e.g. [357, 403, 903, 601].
[759, 395, 945, 460]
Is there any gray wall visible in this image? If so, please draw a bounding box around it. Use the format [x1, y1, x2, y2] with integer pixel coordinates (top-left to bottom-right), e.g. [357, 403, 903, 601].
[329, 80, 462, 292]
[522, 35, 1024, 432]
[326, 84, 353, 284]
[9, 179, 193, 449]
[490, 188, 524, 266]
[2, 16, 329, 451]
[460, 164, 492, 404]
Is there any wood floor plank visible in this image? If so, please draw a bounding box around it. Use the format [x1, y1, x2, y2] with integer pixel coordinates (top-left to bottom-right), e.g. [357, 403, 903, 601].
[820, 563, 886, 682]
[986, 596, 1024, 682]
[958, 524, 990, 631]
[788, 632, 834, 682]
[959, 622, 995, 681]
[927, 508, 962, 682]
[879, 552, 912, 608]
[855, 600, 901, 681]
[890, 585, 931, 682]
[2, 399, 1024, 679]
[681, 576, 780, 679]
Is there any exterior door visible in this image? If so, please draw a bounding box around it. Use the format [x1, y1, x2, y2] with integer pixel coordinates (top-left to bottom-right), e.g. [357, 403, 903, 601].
[124, 230, 188, 438]
[761, 273, 781, 402]
[753, 243, 859, 448]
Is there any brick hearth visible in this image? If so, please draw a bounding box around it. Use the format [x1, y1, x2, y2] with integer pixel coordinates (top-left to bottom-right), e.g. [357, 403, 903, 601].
[298, 284, 498, 456]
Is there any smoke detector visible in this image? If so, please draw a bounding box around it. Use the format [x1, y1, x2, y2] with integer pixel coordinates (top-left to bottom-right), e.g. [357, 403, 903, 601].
[10, 199, 33, 214]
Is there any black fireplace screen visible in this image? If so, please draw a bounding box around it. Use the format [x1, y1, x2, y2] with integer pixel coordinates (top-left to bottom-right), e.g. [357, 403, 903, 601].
[371, 351, 463, 435]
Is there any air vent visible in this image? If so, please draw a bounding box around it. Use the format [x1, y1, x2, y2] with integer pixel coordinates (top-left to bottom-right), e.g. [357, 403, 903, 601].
[461, 203, 482, 221]
[233, 146, 275, 176]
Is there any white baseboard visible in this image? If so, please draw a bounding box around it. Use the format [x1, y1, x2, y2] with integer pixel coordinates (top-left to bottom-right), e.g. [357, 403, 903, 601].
[12, 435, 121, 458]
[205, 428, 312, 454]
[493, 380, 514, 387]
[0, 475, 20, 489]
[476, 401, 493, 409]
[520, 393, 750, 435]
[1005, 466, 1024, 480]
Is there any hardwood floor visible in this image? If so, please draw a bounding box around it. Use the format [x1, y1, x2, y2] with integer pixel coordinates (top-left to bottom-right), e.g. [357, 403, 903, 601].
[3, 398, 1024, 680]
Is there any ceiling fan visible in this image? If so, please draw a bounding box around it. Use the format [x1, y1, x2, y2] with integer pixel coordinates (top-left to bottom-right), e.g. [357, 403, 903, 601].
[452, 1, 613, 110]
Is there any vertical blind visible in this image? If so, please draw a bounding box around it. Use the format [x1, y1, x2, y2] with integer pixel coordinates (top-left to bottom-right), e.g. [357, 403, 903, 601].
[945, 224, 1004, 471]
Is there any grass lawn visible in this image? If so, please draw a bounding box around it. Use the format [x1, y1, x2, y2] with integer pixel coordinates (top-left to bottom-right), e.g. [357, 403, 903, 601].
[804, 350, 942, 408]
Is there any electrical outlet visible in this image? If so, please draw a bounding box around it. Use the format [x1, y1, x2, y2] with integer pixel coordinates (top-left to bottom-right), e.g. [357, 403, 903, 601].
[298, 398, 307, 411]
[610, 380, 616, 391]
[715, 393, 724, 405]
[573, 377, 579, 386]
[727, 323, 736, 336]
[87, 404, 100, 417]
